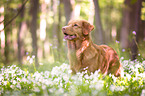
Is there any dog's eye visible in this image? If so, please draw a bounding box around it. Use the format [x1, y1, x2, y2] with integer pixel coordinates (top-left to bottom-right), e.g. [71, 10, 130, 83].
[74, 24, 78, 26]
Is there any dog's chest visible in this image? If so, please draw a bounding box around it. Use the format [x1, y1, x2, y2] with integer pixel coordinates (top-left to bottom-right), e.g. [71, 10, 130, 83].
[82, 46, 97, 60]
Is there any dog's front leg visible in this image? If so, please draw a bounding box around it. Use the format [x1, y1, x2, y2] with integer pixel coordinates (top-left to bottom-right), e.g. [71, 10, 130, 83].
[67, 41, 81, 73]
[76, 40, 89, 60]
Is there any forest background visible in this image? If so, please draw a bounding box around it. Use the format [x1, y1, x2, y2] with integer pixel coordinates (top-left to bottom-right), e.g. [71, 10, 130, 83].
[0, 0, 145, 69]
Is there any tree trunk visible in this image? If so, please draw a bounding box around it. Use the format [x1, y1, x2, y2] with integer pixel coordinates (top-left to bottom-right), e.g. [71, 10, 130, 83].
[62, 0, 74, 24]
[133, 0, 142, 42]
[17, 0, 25, 66]
[30, 0, 39, 67]
[144, 26, 145, 41]
[140, 21, 145, 42]
[93, 0, 104, 44]
[56, 0, 63, 61]
[120, 0, 142, 60]
[52, 0, 59, 61]
[120, 0, 130, 49]
[4, 3, 12, 65]
[129, 0, 142, 60]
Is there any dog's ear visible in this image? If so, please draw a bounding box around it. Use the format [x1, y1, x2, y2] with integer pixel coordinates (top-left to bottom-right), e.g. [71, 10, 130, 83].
[82, 21, 94, 35]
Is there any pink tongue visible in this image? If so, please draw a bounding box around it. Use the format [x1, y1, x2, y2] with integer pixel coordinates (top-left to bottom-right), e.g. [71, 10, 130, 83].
[64, 35, 76, 40]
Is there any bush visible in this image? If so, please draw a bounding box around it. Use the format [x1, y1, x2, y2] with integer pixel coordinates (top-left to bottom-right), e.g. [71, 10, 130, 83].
[0, 58, 145, 96]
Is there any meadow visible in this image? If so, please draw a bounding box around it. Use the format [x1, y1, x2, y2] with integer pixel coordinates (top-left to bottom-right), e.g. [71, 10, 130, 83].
[0, 56, 145, 96]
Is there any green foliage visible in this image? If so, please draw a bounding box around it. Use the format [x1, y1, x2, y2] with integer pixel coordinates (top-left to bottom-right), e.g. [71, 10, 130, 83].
[79, 1, 90, 20]
[0, 59, 145, 95]
[130, 0, 138, 4]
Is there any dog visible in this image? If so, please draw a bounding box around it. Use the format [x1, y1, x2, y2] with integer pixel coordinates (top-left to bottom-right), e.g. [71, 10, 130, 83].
[62, 20, 122, 77]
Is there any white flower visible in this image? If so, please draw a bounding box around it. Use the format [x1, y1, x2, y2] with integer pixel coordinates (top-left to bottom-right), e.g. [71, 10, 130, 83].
[53, 78, 61, 83]
[44, 79, 53, 86]
[115, 86, 125, 91]
[85, 80, 89, 84]
[29, 58, 33, 64]
[126, 73, 131, 81]
[16, 77, 21, 82]
[22, 77, 27, 82]
[110, 85, 116, 92]
[51, 66, 60, 77]
[3, 81, 7, 85]
[110, 85, 125, 92]
[5, 74, 9, 79]
[42, 85, 46, 90]
[135, 64, 141, 68]
[17, 69, 23, 75]
[33, 87, 40, 92]
[141, 89, 145, 96]
[49, 88, 55, 93]
[10, 85, 14, 89]
[12, 80, 17, 85]
[39, 63, 43, 65]
[57, 88, 64, 94]
[0, 76, 4, 81]
[109, 73, 112, 77]
[95, 80, 104, 90]
[84, 74, 90, 79]
[32, 55, 35, 59]
[112, 75, 117, 82]
[83, 67, 88, 70]
[27, 56, 30, 61]
[63, 75, 69, 82]
[68, 70, 72, 74]
[16, 83, 21, 89]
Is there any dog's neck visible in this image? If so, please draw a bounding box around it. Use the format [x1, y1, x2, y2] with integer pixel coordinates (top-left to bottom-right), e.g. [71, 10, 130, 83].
[67, 36, 92, 50]
[67, 40, 82, 50]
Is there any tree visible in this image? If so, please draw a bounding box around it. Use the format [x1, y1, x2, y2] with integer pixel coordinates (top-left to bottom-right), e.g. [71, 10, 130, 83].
[30, 0, 39, 66]
[129, 0, 142, 60]
[120, 0, 142, 60]
[4, 1, 13, 65]
[93, 0, 104, 44]
[62, 0, 75, 23]
[17, 0, 26, 66]
[57, 0, 63, 60]
[120, 0, 130, 49]
[52, 0, 59, 61]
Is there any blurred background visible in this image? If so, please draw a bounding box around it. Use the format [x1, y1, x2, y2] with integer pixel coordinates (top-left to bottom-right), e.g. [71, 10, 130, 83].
[0, 0, 145, 69]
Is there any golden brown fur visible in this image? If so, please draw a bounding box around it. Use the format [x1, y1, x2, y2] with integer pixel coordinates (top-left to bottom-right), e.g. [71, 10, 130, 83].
[62, 20, 122, 77]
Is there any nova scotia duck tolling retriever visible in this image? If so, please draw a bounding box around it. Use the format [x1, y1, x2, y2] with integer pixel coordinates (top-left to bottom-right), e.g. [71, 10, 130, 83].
[62, 20, 122, 77]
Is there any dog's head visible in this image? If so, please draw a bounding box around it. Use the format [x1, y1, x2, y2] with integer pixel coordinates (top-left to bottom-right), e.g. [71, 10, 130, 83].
[62, 20, 94, 40]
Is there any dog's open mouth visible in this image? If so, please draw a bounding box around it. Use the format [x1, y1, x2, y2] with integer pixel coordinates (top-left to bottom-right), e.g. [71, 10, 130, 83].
[64, 33, 77, 40]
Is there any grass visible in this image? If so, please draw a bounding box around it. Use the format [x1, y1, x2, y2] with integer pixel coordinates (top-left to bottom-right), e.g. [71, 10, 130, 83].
[109, 40, 145, 61]
[0, 58, 145, 96]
